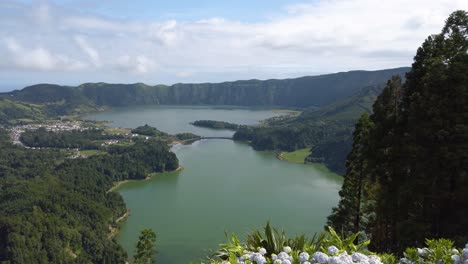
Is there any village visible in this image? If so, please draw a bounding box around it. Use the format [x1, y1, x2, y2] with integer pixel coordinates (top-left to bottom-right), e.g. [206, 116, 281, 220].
[8, 121, 86, 146]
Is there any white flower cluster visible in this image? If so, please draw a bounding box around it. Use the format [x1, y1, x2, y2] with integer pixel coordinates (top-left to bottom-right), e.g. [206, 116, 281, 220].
[225, 246, 383, 264]
[400, 243, 468, 264]
[234, 247, 268, 264]
[452, 243, 468, 264]
[309, 246, 383, 264]
[270, 247, 296, 264]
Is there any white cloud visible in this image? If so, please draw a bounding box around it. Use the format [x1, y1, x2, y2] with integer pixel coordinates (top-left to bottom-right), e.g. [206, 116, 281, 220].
[117, 55, 157, 74]
[148, 20, 183, 46]
[74, 35, 101, 67]
[3, 37, 86, 71]
[0, 0, 467, 83]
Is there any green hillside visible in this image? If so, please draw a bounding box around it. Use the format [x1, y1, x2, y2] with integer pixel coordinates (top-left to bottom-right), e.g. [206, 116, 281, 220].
[0, 98, 47, 124]
[233, 84, 386, 173]
[1, 67, 409, 108]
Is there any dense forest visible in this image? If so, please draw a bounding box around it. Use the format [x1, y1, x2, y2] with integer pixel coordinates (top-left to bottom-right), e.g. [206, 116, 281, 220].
[328, 10, 468, 253]
[191, 120, 242, 130]
[0, 128, 178, 263]
[131, 125, 168, 137]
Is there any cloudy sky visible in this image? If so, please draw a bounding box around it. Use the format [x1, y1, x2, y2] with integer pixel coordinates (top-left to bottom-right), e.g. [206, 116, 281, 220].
[0, 0, 467, 91]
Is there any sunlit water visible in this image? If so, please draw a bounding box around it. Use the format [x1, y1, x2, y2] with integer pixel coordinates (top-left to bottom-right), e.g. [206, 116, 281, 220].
[86, 105, 342, 263]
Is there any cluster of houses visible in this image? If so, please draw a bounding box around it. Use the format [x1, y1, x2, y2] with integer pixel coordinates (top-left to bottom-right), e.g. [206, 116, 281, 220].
[9, 121, 85, 146]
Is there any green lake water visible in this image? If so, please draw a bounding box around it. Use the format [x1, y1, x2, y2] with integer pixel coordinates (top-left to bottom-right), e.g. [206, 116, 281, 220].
[86, 105, 343, 263]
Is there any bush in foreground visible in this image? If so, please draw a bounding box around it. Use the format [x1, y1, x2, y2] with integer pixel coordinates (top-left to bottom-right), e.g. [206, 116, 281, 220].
[191, 223, 467, 264]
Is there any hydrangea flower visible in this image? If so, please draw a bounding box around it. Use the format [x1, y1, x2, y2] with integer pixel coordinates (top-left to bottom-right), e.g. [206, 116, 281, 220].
[281, 260, 292, 264]
[298, 252, 310, 263]
[368, 255, 383, 264]
[462, 248, 468, 259]
[313, 252, 329, 264]
[273, 260, 282, 264]
[352, 252, 369, 263]
[255, 248, 265, 255]
[283, 246, 292, 253]
[328, 246, 339, 256]
[254, 254, 266, 264]
[417, 248, 424, 255]
[400, 257, 415, 264]
[277, 252, 289, 260]
[336, 252, 353, 264]
[328, 256, 342, 264]
[249, 253, 261, 262]
[271, 254, 278, 261]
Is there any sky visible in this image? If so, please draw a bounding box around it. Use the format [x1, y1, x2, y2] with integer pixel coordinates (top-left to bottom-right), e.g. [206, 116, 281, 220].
[0, 0, 467, 91]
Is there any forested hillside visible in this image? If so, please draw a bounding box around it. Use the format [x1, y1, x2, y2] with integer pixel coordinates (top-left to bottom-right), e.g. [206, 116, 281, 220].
[233, 84, 385, 173]
[328, 10, 468, 253]
[0, 129, 178, 263]
[1, 68, 408, 109]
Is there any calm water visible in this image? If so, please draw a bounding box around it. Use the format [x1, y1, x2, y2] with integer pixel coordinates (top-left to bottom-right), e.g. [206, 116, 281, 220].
[86, 106, 342, 263]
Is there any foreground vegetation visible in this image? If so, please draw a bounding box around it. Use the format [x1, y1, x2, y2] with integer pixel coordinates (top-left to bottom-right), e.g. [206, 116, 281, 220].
[328, 10, 468, 252]
[188, 222, 467, 264]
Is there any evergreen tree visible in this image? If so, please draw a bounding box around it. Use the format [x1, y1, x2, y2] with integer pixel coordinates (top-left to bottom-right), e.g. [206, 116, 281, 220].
[134, 229, 157, 264]
[327, 113, 374, 235]
[329, 10, 468, 253]
[396, 10, 468, 249]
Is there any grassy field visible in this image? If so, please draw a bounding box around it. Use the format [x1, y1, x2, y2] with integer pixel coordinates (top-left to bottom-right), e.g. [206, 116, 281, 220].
[79, 149, 107, 156]
[280, 147, 311, 164]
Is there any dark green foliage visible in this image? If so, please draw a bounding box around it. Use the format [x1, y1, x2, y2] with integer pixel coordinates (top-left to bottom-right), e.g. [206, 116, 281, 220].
[191, 120, 241, 130]
[131, 124, 168, 137]
[0, 128, 178, 263]
[20, 127, 123, 149]
[327, 113, 374, 234]
[232, 84, 386, 174]
[0, 139, 127, 262]
[134, 229, 157, 264]
[1, 68, 409, 108]
[107, 139, 179, 177]
[175, 133, 201, 140]
[329, 11, 468, 253]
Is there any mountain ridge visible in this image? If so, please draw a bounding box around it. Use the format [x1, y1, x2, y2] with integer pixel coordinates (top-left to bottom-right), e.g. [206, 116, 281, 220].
[2, 67, 410, 109]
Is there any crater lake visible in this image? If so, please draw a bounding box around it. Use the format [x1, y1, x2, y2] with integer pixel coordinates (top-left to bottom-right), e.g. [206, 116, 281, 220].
[85, 105, 342, 263]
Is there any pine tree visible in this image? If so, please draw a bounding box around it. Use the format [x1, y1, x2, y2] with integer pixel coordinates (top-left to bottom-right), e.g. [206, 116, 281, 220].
[327, 113, 374, 235]
[397, 10, 468, 248]
[133, 229, 157, 264]
[329, 10, 468, 253]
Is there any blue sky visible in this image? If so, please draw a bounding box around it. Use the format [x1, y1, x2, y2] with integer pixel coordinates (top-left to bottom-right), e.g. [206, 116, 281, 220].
[0, 0, 467, 91]
[18, 0, 297, 21]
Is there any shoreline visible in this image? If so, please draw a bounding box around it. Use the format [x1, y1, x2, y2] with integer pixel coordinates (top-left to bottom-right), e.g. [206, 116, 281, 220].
[107, 165, 184, 193]
[276, 152, 285, 161]
[108, 209, 131, 239]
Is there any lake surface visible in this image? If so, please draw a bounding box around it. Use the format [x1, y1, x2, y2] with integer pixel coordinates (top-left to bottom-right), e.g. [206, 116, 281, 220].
[86, 105, 342, 263]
